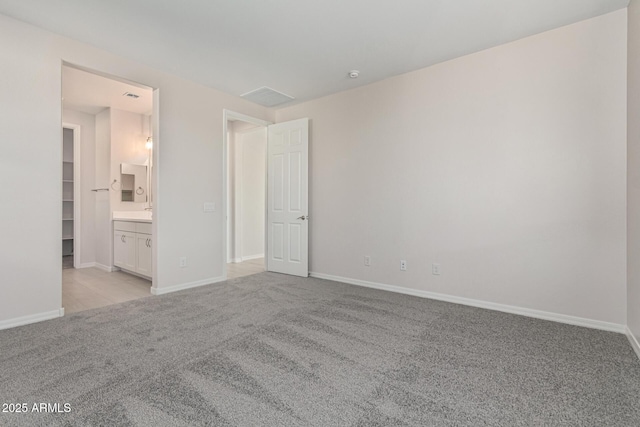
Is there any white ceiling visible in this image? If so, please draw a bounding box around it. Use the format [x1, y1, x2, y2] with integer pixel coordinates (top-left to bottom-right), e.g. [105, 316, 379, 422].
[0, 0, 630, 107]
[62, 66, 153, 115]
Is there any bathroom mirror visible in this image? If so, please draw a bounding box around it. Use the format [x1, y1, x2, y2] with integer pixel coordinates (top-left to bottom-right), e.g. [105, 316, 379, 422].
[120, 163, 147, 203]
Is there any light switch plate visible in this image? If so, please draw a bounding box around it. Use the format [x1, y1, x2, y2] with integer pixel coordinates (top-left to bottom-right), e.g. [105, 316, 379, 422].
[203, 202, 215, 213]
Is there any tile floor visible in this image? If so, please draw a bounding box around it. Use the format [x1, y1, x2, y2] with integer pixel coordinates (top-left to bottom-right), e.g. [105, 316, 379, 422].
[62, 267, 151, 314]
[62, 258, 264, 314]
[227, 257, 265, 279]
[62, 255, 74, 270]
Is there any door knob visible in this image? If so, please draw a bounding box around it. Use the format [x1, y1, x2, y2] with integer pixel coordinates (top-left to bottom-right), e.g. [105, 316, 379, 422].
[297, 215, 308, 220]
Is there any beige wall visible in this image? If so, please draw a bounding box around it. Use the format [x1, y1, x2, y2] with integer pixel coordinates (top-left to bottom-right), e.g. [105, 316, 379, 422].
[0, 13, 273, 325]
[239, 128, 267, 259]
[628, 0, 640, 351]
[228, 123, 266, 262]
[276, 10, 627, 325]
[110, 109, 151, 211]
[94, 109, 112, 269]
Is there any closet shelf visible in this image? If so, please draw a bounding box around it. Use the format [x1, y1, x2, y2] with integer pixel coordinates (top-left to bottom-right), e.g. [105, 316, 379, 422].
[62, 129, 75, 263]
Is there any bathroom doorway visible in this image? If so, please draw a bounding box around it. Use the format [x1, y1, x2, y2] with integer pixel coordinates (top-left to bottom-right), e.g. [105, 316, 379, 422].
[61, 63, 158, 314]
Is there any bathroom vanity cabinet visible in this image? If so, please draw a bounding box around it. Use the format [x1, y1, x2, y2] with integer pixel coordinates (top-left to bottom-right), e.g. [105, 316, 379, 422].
[113, 220, 152, 279]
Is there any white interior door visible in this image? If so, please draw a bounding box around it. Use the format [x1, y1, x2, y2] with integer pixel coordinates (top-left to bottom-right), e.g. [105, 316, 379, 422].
[267, 118, 309, 277]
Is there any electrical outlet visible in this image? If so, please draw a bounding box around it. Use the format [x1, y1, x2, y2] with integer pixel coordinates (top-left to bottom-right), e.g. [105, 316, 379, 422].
[364, 256, 371, 267]
[203, 202, 215, 213]
[179, 257, 187, 268]
[432, 263, 441, 275]
[400, 260, 407, 271]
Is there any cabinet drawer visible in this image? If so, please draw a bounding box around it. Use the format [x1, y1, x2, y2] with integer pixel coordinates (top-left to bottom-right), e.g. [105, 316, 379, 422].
[136, 222, 152, 235]
[114, 221, 136, 232]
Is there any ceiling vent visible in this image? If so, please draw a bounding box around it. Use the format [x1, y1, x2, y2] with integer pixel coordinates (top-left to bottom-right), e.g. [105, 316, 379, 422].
[123, 92, 140, 99]
[241, 86, 294, 107]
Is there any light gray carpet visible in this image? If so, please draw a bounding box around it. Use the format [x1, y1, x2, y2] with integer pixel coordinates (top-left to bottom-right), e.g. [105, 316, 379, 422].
[1, 272, 639, 426]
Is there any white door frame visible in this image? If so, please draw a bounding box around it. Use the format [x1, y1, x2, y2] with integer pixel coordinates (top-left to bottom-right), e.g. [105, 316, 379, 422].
[150, 88, 159, 291]
[222, 109, 272, 279]
[62, 122, 81, 269]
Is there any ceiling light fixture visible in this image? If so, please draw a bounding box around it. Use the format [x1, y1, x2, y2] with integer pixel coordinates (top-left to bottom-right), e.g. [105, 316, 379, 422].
[348, 70, 360, 79]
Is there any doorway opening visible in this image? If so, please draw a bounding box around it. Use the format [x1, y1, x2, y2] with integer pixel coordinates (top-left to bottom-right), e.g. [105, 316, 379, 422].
[223, 111, 310, 280]
[224, 111, 270, 279]
[61, 63, 158, 314]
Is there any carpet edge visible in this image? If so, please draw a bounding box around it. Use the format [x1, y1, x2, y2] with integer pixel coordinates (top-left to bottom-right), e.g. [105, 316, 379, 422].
[0, 308, 64, 331]
[627, 326, 640, 361]
[310, 271, 626, 334]
[151, 275, 226, 295]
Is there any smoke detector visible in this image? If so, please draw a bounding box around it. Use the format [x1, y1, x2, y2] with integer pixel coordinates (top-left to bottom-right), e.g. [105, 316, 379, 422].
[348, 70, 360, 79]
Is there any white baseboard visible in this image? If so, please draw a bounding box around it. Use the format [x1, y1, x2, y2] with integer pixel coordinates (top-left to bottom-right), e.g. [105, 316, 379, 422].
[151, 275, 226, 296]
[309, 272, 626, 334]
[242, 253, 264, 262]
[77, 262, 96, 269]
[117, 267, 152, 281]
[0, 308, 65, 331]
[229, 258, 242, 264]
[627, 327, 640, 361]
[95, 263, 116, 272]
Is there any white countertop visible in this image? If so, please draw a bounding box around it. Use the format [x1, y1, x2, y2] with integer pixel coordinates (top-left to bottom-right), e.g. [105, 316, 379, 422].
[112, 211, 152, 223]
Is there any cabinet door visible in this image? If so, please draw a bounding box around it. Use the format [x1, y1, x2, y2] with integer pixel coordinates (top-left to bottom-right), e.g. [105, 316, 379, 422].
[136, 234, 152, 278]
[114, 230, 126, 268]
[114, 231, 136, 271]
